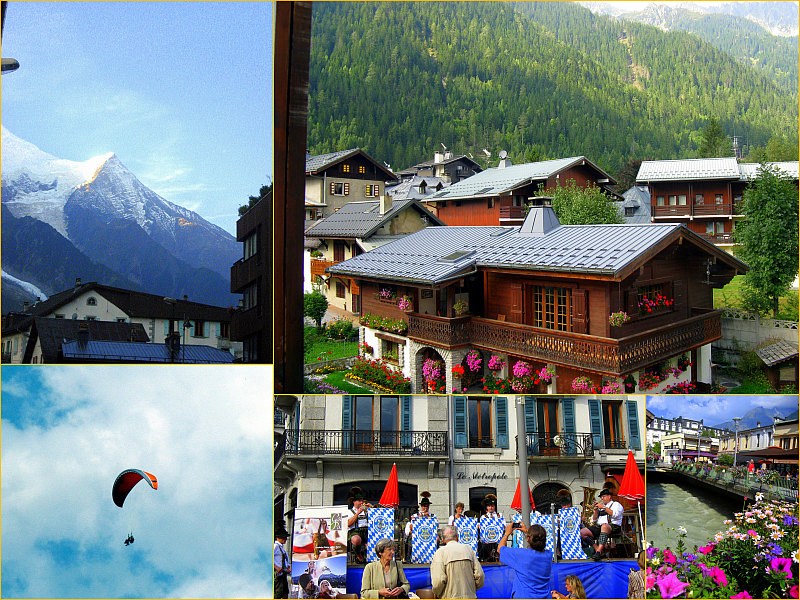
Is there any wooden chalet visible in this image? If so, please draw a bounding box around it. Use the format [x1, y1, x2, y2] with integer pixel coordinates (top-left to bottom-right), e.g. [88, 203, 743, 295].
[637, 158, 800, 245]
[395, 150, 483, 185]
[328, 202, 748, 394]
[424, 155, 618, 226]
[305, 148, 398, 225]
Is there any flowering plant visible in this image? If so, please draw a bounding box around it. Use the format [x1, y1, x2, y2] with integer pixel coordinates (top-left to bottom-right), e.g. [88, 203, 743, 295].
[512, 360, 533, 378]
[677, 354, 693, 372]
[663, 381, 697, 394]
[359, 341, 374, 355]
[378, 288, 396, 300]
[465, 350, 482, 373]
[638, 293, 674, 314]
[638, 371, 665, 391]
[487, 355, 506, 372]
[609, 311, 631, 327]
[422, 358, 444, 381]
[571, 375, 593, 393]
[452, 364, 465, 378]
[646, 498, 799, 599]
[537, 366, 556, 383]
[346, 357, 412, 393]
[397, 295, 413, 311]
[481, 372, 512, 394]
[601, 380, 623, 394]
[453, 299, 469, 316]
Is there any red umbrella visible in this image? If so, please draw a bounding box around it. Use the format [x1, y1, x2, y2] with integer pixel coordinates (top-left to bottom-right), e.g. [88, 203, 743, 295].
[378, 463, 400, 508]
[510, 479, 535, 511]
[618, 450, 645, 547]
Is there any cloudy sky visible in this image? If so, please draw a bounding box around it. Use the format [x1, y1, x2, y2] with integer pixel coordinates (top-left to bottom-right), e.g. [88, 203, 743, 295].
[647, 394, 798, 426]
[2, 366, 272, 598]
[1, 3, 271, 235]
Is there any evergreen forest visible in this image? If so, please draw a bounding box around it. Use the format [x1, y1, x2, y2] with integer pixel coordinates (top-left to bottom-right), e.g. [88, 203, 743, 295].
[306, 2, 798, 177]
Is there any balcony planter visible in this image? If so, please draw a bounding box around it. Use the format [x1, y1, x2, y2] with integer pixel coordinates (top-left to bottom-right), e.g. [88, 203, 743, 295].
[608, 311, 631, 328]
[453, 299, 469, 316]
[397, 295, 413, 312]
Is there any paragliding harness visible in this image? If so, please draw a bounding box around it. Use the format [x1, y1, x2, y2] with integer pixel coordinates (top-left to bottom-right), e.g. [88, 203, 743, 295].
[124, 533, 135, 546]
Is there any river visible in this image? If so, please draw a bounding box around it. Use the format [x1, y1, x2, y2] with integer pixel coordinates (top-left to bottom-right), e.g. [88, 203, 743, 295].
[646, 477, 743, 551]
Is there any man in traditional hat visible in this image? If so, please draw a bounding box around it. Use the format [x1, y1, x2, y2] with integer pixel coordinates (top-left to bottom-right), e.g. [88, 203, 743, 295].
[347, 487, 369, 564]
[478, 494, 504, 562]
[274, 525, 292, 598]
[579, 488, 623, 560]
[405, 492, 435, 562]
[431, 525, 485, 598]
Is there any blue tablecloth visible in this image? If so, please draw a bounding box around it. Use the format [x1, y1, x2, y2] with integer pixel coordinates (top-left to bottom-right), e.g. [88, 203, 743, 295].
[347, 560, 636, 598]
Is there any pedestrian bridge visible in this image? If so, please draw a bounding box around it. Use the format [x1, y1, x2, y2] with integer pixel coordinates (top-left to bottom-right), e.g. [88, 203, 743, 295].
[648, 463, 798, 504]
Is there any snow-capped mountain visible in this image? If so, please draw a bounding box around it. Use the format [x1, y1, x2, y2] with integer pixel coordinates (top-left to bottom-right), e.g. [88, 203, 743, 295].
[2, 128, 241, 309]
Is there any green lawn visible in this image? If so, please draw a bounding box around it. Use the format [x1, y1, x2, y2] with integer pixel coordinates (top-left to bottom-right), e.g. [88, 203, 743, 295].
[714, 275, 798, 321]
[324, 371, 374, 393]
[304, 327, 358, 364]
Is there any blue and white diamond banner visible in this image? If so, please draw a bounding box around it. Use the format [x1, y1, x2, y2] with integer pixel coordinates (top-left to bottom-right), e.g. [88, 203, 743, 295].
[558, 506, 587, 559]
[411, 515, 439, 564]
[453, 516, 478, 552]
[479, 516, 504, 544]
[532, 511, 555, 552]
[511, 511, 535, 547]
[367, 507, 395, 562]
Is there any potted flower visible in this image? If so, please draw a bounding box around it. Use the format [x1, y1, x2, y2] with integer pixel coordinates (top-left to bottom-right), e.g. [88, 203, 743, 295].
[608, 311, 630, 327]
[677, 354, 692, 372]
[571, 375, 593, 393]
[601, 380, 623, 394]
[487, 355, 506, 372]
[452, 364, 465, 378]
[623, 374, 636, 393]
[378, 288, 396, 301]
[397, 295, 413, 312]
[310, 249, 323, 258]
[359, 341, 374, 355]
[465, 350, 482, 373]
[537, 366, 556, 384]
[453, 299, 469, 316]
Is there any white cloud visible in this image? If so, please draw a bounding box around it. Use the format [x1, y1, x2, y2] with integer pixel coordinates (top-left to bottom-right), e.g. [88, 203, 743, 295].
[2, 366, 272, 598]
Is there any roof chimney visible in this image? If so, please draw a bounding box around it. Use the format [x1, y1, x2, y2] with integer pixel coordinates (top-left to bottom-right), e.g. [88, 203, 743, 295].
[379, 194, 392, 215]
[519, 197, 561, 237]
[22, 301, 29, 312]
[77, 322, 90, 347]
[498, 150, 512, 169]
[434, 151, 443, 164]
[75, 277, 82, 287]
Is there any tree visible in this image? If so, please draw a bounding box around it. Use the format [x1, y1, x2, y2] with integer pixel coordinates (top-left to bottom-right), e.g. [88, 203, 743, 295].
[303, 290, 329, 330]
[717, 453, 734, 467]
[535, 180, 623, 225]
[736, 164, 799, 317]
[697, 118, 731, 158]
[238, 182, 273, 216]
[613, 157, 644, 194]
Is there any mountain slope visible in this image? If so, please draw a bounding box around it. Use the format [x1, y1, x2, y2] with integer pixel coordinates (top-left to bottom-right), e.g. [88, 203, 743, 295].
[307, 2, 797, 173]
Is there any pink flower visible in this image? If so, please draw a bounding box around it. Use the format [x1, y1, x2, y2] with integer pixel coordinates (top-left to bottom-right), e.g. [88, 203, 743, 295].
[663, 548, 678, 565]
[730, 592, 752, 599]
[698, 544, 715, 555]
[645, 575, 656, 591]
[770, 557, 794, 579]
[789, 585, 798, 599]
[710, 566, 728, 587]
[656, 572, 690, 599]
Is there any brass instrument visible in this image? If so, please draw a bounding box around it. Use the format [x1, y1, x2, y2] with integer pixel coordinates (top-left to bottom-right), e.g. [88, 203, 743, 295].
[581, 486, 600, 525]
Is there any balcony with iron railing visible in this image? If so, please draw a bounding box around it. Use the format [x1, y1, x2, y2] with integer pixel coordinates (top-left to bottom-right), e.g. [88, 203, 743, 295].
[409, 310, 721, 375]
[524, 432, 594, 458]
[283, 429, 448, 456]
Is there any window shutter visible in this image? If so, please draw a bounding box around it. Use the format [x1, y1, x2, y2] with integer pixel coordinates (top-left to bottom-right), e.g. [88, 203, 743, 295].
[573, 289, 588, 334]
[401, 396, 412, 448]
[589, 399, 603, 450]
[454, 396, 467, 448]
[216, 322, 221, 337]
[524, 396, 538, 455]
[626, 399, 641, 450]
[163, 320, 169, 336]
[293, 402, 301, 453]
[342, 395, 352, 451]
[561, 398, 576, 456]
[510, 283, 523, 323]
[330, 181, 336, 195]
[495, 396, 509, 449]
[344, 182, 350, 195]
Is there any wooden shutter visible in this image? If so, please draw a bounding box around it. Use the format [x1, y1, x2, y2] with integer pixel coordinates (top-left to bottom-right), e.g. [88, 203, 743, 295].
[524, 396, 538, 454]
[588, 399, 603, 450]
[510, 283, 523, 323]
[562, 398, 576, 455]
[495, 396, 509, 448]
[401, 396, 412, 448]
[342, 395, 352, 451]
[454, 396, 467, 448]
[572, 289, 588, 334]
[330, 181, 336, 195]
[626, 399, 641, 450]
[344, 182, 350, 195]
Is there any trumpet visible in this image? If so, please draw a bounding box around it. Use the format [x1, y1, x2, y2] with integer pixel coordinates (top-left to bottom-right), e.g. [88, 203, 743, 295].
[363, 502, 374, 508]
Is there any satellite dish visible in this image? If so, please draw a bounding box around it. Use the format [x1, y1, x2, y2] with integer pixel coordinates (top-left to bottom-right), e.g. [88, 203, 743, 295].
[482, 149, 491, 157]
[499, 150, 508, 160]
[2, 57, 19, 74]
[440, 142, 447, 151]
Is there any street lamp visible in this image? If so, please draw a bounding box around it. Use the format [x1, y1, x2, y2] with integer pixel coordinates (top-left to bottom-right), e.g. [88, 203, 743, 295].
[733, 417, 742, 467]
[698, 419, 703, 463]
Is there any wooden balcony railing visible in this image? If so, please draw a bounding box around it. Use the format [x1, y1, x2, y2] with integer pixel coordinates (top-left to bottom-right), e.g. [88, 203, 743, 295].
[310, 259, 337, 279]
[524, 431, 594, 457]
[499, 206, 527, 221]
[653, 204, 734, 218]
[284, 429, 448, 456]
[409, 311, 721, 375]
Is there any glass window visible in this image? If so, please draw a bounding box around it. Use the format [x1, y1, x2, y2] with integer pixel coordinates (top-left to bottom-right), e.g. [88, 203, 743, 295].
[468, 397, 493, 448]
[669, 195, 677, 206]
[533, 286, 572, 332]
[656, 196, 665, 206]
[695, 194, 704, 205]
[715, 194, 724, 205]
[87, 297, 97, 306]
[243, 230, 258, 260]
[678, 195, 687, 206]
[380, 396, 399, 447]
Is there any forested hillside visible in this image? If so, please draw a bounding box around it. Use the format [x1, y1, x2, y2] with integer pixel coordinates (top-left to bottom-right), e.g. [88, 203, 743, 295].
[307, 2, 798, 175]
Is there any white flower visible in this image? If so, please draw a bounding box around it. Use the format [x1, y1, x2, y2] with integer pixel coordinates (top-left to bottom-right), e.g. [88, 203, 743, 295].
[755, 492, 764, 502]
[677, 526, 687, 535]
[792, 548, 800, 564]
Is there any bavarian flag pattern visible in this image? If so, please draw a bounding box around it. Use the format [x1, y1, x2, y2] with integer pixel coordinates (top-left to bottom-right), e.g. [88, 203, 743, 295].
[511, 511, 535, 547]
[558, 506, 588, 559]
[453, 516, 478, 552]
[532, 511, 555, 552]
[411, 515, 439, 564]
[367, 507, 395, 562]
[479, 515, 504, 544]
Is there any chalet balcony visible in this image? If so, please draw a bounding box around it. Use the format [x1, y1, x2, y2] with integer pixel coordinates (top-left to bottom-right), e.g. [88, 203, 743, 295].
[230, 254, 261, 292]
[525, 432, 594, 458]
[283, 429, 448, 456]
[310, 259, 338, 279]
[409, 311, 721, 376]
[699, 232, 735, 244]
[653, 204, 734, 219]
[499, 206, 527, 222]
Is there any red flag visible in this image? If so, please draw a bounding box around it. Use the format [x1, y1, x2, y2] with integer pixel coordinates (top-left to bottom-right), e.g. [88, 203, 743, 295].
[510, 478, 535, 511]
[618, 450, 645, 501]
[379, 463, 400, 508]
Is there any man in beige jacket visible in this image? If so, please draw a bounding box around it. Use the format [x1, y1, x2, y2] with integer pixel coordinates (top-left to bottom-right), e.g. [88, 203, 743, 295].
[430, 526, 485, 598]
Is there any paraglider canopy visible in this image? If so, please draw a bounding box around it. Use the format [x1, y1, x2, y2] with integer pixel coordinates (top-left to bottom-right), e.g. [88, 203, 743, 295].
[112, 469, 158, 508]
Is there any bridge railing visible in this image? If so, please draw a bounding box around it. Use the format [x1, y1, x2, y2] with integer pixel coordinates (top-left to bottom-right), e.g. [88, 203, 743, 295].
[671, 462, 798, 503]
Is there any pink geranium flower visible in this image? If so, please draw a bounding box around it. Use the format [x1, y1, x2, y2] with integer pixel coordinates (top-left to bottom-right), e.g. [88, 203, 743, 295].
[656, 572, 690, 599]
[710, 566, 728, 587]
[730, 592, 752, 599]
[770, 557, 794, 579]
[663, 548, 678, 565]
[698, 543, 715, 555]
[789, 585, 798, 599]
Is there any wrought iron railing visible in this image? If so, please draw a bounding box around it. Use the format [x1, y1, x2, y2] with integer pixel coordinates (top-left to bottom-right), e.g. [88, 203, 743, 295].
[284, 429, 448, 456]
[524, 431, 594, 458]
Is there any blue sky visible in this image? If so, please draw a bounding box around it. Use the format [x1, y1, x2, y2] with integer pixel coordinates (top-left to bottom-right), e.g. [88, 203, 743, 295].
[647, 395, 798, 426]
[1, 2, 271, 235]
[2, 366, 273, 598]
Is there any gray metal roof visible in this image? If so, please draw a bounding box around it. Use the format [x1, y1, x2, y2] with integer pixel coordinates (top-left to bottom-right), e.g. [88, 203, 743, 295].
[304, 199, 443, 239]
[739, 161, 799, 180]
[426, 156, 607, 202]
[305, 149, 360, 174]
[386, 175, 448, 200]
[619, 185, 652, 224]
[637, 158, 741, 181]
[756, 340, 799, 367]
[61, 340, 234, 363]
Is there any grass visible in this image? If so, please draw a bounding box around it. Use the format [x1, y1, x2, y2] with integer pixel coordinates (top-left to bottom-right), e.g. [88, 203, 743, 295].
[714, 275, 799, 321]
[728, 377, 776, 394]
[324, 371, 373, 393]
[304, 327, 358, 364]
